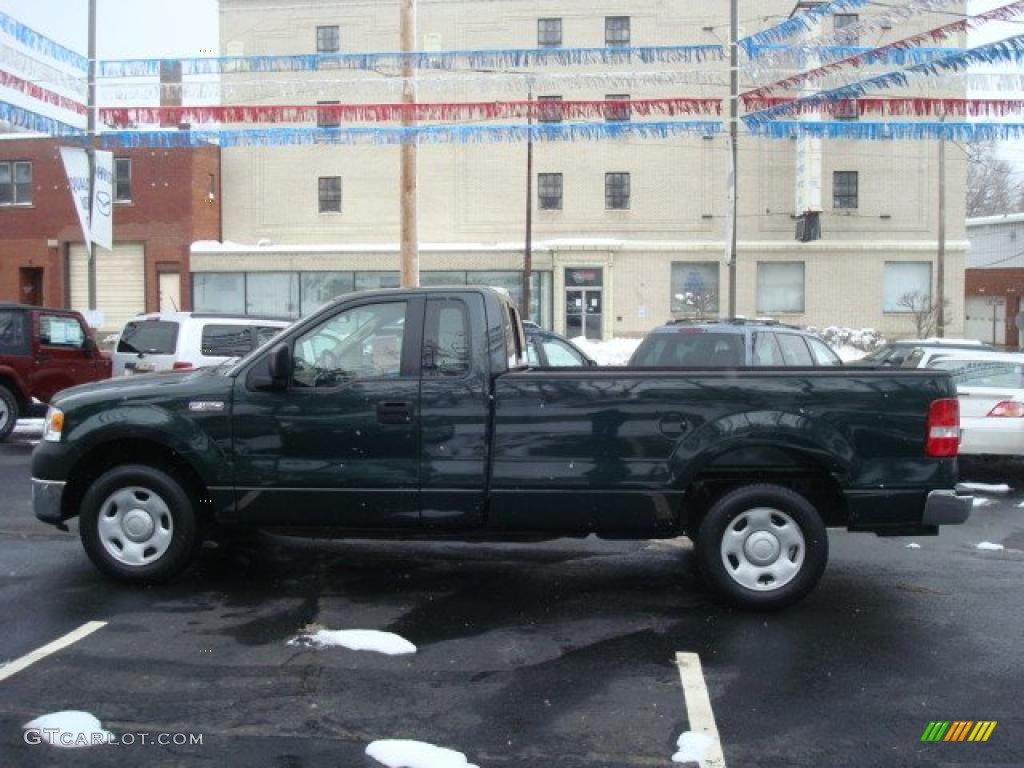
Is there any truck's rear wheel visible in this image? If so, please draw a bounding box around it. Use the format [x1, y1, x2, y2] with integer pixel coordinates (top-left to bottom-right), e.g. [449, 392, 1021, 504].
[79, 464, 200, 583]
[0, 385, 18, 441]
[696, 484, 827, 610]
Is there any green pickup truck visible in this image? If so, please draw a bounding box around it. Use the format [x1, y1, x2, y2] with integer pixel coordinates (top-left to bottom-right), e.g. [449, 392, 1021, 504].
[32, 287, 972, 609]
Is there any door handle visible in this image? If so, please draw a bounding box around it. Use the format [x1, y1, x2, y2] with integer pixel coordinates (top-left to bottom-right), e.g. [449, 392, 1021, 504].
[377, 401, 414, 424]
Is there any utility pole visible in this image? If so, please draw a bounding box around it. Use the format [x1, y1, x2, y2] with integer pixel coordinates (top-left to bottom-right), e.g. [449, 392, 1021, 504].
[399, 0, 419, 287]
[727, 0, 738, 318]
[523, 87, 533, 320]
[86, 0, 97, 310]
[936, 117, 946, 338]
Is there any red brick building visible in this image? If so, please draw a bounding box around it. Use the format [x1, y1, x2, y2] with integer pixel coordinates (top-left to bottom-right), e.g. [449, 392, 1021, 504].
[965, 214, 1024, 349]
[0, 137, 220, 332]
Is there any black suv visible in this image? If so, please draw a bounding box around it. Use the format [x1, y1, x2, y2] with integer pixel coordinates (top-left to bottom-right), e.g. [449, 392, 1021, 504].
[628, 319, 841, 367]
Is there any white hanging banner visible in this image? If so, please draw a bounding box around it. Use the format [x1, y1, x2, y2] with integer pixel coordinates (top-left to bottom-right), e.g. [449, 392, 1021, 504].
[59, 146, 91, 251]
[90, 150, 113, 251]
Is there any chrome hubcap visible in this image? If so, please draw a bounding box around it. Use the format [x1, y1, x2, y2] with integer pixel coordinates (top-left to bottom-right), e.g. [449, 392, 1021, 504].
[721, 507, 805, 592]
[97, 486, 173, 567]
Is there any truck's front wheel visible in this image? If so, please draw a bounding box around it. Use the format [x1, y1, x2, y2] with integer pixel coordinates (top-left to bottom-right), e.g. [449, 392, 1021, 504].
[79, 464, 200, 583]
[696, 484, 828, 610]
[0, 385, 19, 441]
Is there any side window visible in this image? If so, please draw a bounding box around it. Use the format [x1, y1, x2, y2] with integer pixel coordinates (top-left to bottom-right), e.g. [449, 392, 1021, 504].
[255, 326, 284, 346]
[504, 304, 525, 368]
[0, 310, 29, 355]
[806, 336, 840, 366]
[292, 301, 406, 388]
[543, 338, 585, 366]
[752, 332, 783, 366]
[201, 324, 253, 357]
[526, 338, 541, 366]
[901, 349, 925, 368]
[39, 314, 85, 348]
[777, 333, 814, 366]
[423, 298, 471, 377]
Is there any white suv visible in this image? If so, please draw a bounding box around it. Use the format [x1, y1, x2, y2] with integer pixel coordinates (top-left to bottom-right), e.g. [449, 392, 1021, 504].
[112, 312, 290, 376]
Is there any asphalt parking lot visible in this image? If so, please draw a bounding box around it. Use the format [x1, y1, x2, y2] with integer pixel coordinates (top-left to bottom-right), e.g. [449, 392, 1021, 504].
[1, 427, 1022, 767]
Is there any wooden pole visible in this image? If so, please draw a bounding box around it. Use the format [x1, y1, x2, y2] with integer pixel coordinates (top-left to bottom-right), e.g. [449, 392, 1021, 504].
[523, 87, 533, 320]
[87, 0, 97, 310]
[399, 0, 419, 287]
[937, 117, 946, 337]
[727, 0, 738, 318]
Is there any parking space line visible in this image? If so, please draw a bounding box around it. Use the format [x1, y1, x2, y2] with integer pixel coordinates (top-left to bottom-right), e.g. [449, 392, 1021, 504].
[675, 652, 727, 768]
[0, 621, 107, 683]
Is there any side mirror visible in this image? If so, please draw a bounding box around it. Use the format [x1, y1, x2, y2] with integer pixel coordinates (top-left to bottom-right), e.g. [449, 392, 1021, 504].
[267, 343, 292, 388]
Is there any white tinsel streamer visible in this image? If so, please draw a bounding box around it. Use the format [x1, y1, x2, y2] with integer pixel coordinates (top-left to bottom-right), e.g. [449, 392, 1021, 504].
[98, 70, 727, 104]
[0, 43, 86, 99]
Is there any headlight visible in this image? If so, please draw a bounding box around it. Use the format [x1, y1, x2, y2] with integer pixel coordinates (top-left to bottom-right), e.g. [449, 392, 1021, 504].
[42, 407, 64, 443]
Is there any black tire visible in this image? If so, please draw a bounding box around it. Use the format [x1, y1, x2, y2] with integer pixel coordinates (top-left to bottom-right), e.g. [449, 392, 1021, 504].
[0, 385, 19, 442]
[696, 484, 828, 610]
[79, 464, 201, 583]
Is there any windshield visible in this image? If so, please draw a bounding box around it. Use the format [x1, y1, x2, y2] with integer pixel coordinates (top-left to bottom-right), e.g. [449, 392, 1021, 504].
[117, 320, 179, 355]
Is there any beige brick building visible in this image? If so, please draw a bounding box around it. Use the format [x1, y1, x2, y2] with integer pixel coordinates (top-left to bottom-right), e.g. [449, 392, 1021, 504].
[195, 0, 968, 339]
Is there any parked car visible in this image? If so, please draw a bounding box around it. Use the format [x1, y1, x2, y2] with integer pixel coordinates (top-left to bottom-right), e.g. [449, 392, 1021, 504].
[525, 326, 596, 367]
[924, 351, 1024, 460]
[628, 319, 841, 367]
[852, 338, 992, 367]
[112, 312, 291, 376]
[0, 303, 111, 441]
[33, 287, 971, 610]
[898, 344, 1001, 370]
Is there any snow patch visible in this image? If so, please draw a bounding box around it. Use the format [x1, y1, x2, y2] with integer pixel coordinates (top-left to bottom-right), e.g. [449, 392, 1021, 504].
[366, 739, 479, 768]
[958, 483, 1011, 494]
[905, 542, 921, 549]
[976, 541, 1005, 551]
[973, 498, 993, 508]
[22, 711, 113, 748]
[832, 345, 868, 362]
[672, 731, 714, 763]
[569, 336, 642, 367]
[289, 628, 416, 655]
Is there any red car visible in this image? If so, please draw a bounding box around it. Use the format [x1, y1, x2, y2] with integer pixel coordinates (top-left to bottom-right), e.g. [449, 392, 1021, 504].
[0, 303, 111, 440]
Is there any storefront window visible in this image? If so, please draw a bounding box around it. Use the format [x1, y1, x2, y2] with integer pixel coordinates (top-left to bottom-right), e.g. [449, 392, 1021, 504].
[192, 273, 244, 315]
[355, 272, 401, 291]
[301, 272, 355, 315]
[246, 272, 300, 318]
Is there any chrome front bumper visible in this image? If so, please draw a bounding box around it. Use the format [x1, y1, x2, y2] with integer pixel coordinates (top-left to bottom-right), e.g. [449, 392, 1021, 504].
[32, 478, 66, 525]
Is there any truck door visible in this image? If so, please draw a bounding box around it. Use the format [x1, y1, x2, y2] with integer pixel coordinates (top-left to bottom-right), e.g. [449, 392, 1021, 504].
[419, 295, 490, 528]
[30, 312, 92, 402]
[230, 297, 422, 527]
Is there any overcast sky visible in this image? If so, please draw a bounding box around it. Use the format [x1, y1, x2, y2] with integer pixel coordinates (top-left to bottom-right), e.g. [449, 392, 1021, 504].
[0, 0, 219, 59]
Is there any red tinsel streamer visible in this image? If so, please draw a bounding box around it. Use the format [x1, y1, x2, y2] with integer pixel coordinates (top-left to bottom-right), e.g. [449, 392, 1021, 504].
[100, 98, 722, 127]
[0, 69, 85, 115]
[742, 97, 1024, 117]
[743, 0, 1024, 102]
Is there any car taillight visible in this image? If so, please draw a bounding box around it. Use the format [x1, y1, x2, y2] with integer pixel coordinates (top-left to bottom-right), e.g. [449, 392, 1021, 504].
[172, 362, 194, 370]
[987, 401, 1024, 418]
[926, 398, 960, 457]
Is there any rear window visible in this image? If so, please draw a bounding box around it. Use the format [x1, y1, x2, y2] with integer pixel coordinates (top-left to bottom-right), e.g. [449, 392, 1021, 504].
[117, 320, 179, 354]
[0, 310, 29, 356]
[631, 331, 745, 367]
[930, 359, 1024, 388]
[201, 324, 254, 357]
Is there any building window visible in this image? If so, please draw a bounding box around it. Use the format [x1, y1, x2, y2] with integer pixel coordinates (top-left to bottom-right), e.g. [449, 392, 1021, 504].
[757, 262, 805, 314]
[317, 100, 339, 128]
[670, 262, 719, 316]
[193, 273, 245, 315]
[605, 172, 630, 210]
[833, 171, 858, 209]
[0, 161, 32, 205]
[883, 262, 932, 313]
[604, 94, 631, 122]
[833, 13, 859, 44]
[537, 95, 563, 123]
[246, 272, 300, 317]
[834, 99, 859, 121]
[606, 16, 630, 47]
[317, 25, 339, 53]
[538, 18, 562, 48]
[538, 173, 563, 210]
[114, 158, 131, 202]
[318, 176, 342, 213]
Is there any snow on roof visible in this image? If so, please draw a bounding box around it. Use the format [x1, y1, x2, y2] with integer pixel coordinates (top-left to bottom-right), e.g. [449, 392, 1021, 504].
[967, 212, 1024, 228]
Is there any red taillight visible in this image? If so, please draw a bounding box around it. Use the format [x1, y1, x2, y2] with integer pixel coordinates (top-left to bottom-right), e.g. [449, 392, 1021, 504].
[926, 398, 960, 457]
[172, 362, 194, 370]
[987, 401, 1024, 418]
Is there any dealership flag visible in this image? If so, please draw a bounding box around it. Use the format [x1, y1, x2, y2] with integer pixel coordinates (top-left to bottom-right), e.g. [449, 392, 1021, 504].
[90, 151, 113, 251]
[59, 146, 91, 251]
